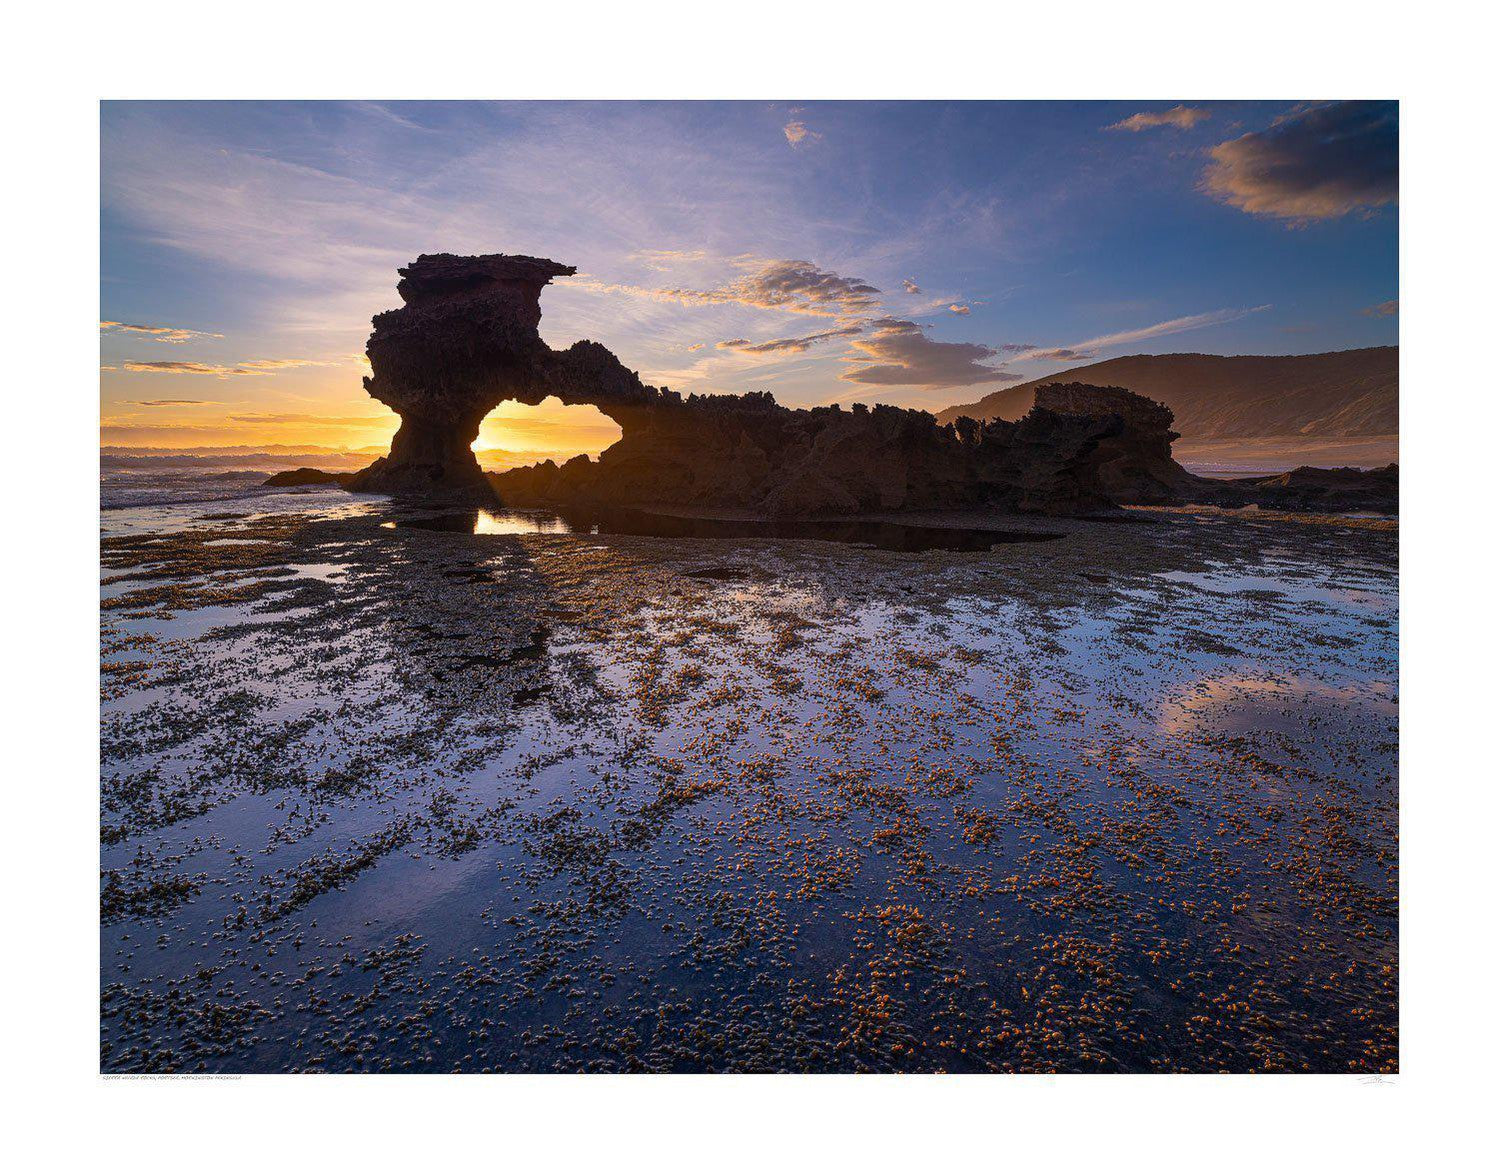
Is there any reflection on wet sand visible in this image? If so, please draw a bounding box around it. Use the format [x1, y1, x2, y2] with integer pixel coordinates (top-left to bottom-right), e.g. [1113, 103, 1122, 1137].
[386, 506, 1065, 552]
[99, 497, 1397, 1073]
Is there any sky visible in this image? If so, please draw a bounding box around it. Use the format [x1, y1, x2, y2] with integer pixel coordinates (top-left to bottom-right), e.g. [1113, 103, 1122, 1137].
[100, 100, 1398, 463]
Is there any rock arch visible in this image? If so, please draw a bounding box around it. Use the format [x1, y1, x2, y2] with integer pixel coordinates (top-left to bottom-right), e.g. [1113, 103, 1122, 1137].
[348, 253, 1197, 514]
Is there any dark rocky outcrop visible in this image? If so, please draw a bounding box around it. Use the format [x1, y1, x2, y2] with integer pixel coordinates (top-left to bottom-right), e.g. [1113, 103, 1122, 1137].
[346, 254, 580, 499]
[263, 467, 354, 487]
[492, 383, 1188, 516]
[1212, 464, 1398, 514]
[348, 253, 1195, 516]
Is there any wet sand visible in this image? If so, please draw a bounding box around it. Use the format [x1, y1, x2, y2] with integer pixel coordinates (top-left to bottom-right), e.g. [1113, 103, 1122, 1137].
[100, 490, 1397, 1073]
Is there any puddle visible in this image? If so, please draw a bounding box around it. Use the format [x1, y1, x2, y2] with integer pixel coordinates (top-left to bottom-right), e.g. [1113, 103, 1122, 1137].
[386, 507, 1063, 552]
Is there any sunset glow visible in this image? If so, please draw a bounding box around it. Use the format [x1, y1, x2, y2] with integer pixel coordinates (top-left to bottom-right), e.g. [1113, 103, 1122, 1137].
[100, 101, 1397, 467]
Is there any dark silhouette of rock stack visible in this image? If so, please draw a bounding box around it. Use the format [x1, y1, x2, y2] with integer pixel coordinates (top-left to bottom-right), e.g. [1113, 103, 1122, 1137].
[347, 253, 578, 497]
[349, 252, 1205, 515]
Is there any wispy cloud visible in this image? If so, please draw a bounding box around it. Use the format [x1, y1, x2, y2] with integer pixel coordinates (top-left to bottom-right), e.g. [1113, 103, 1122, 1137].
[100, 320, 223, 344]
[117, 358, 337, 378]
[238, 358, 339, 371]
[227, 413, 393, 426]
[948, 304, 971, 316]
[902, 279, 922, 295]
[1105, 106, 1211, 133]
[120, 360, 256, 378]
[1008, 305, 1272, 363]
[628, 248, 709, 270]
[716, 324, 865, 355]
[1361, 299, 1399, 318]
[123, 398, 222, 406]
[1201, 101, 1398, 223]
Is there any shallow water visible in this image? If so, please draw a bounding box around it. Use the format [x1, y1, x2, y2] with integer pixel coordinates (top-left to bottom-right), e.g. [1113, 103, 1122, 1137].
[386, 506, 1064, 552]
[99, 493, 1397, 1073]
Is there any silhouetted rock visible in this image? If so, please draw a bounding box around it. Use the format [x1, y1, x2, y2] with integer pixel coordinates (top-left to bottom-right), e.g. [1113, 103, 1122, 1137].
[263, 468, 354, 487]
[494, 388, 1183, 516]
[346, 254, 578, 499]
[347, 252, 1199, 516]
[1220, 464, 1398, 513]
[1031, 383, 1199, 505]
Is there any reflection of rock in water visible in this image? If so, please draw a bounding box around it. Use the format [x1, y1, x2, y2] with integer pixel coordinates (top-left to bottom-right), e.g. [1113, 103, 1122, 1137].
[387, 505, 1067, 552]
[347, 252, 1200, 514]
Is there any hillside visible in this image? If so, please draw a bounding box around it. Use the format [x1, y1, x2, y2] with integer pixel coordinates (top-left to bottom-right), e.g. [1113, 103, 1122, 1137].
[936, 347, 1398, 440]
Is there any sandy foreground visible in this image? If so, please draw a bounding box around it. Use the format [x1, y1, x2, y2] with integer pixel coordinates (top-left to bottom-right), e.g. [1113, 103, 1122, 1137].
[100, 490, 1397, 1073]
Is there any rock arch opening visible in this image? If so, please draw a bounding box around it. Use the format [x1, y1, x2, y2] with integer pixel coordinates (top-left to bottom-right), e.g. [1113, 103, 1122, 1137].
[472, 396, 622, 474]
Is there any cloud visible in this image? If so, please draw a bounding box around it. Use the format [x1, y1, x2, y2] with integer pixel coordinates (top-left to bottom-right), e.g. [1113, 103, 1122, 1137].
[657, 259, 882, 318]
[629, 248, 708, 270]
[1019, 347, 1093, 362]
[238, 358, 338, 371]
[839, 318, 1020, 389]
[1006, 305, 1271, 364]
[117, 357, 336, 378]
[120, 360, 256, 377]
[100, 320, 223, 344]
[902, 279, 922, 295]
[227, 413, 393, 426]
[948, 304, 971, 316]
[1362, 299, 1399, 317]
[686, 343, 705, 352]
[716, 324, 865, 355]
[123, 399, 221, 406]
[783, 119, 821, 148]
[1105, 106, 1211, 133]
[1201, 100, 1398, 222]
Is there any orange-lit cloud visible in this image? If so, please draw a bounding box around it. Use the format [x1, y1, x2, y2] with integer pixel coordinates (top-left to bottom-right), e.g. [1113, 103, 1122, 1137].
[1201, 101, 1397, 223]
[100, 320, 223, 344]
[124, 398, 222, 406]
[116, 358, 339, 378]
[1106, 106, 1210, 133]
[119, 360, 255, 377]
[783, 119, 821, 148]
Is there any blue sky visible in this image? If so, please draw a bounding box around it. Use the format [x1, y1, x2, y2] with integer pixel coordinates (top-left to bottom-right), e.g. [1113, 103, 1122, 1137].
[100, 100, 1398, 454]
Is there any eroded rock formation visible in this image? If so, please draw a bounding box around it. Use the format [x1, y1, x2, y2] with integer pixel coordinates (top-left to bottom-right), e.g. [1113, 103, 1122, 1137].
[348, 252, 1200, 515]
[346, 254, 580, 496]
[493, 383, 1188, 516]
[1209, 464, 1398, 514]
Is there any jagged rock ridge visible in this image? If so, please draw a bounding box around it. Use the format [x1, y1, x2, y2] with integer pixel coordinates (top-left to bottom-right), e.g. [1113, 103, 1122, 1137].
[348, 253, 1202, 515]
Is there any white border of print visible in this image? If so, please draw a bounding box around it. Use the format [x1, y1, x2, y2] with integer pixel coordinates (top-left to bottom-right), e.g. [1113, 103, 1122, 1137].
[7, 2, 1493, 1171]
